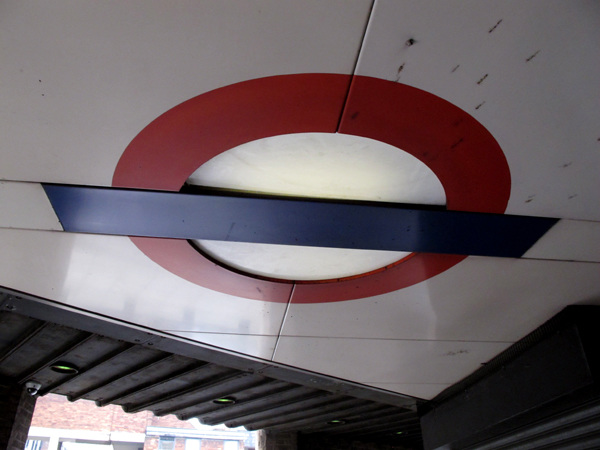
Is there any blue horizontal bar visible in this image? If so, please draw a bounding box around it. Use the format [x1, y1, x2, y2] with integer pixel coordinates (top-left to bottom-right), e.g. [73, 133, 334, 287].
[43, 184, 558, 258]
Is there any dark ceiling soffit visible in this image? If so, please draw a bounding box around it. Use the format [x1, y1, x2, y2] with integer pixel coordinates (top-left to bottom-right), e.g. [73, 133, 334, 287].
[420, 305, 600, 450]
[43, 184, 558, 258]
[0, 286, 417, 410]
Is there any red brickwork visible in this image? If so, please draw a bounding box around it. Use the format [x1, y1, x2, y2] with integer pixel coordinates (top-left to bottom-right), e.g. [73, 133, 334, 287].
[201, 439, 242, 450]
[143, 437, 158, 450]
[29, 394, 244, 450]
[30, 394, 152, 432]
[30, 394, 197, 433]
[148, 413, 195, 429]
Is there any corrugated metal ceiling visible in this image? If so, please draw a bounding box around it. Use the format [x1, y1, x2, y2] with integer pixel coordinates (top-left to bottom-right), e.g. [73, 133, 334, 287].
[0, 287, 423, 448]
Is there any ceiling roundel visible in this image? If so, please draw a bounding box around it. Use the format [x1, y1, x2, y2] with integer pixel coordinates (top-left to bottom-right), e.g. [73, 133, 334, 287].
[113, 74, 510, 303]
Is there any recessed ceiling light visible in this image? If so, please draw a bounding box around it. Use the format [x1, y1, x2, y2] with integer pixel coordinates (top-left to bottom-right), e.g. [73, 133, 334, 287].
[50, 362, 79, 375]
[213, 396, 236, 405]
[327, 419, 346, 425]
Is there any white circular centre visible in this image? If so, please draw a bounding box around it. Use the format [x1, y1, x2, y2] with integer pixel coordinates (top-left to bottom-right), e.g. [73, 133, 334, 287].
[188, 133, 446, 281]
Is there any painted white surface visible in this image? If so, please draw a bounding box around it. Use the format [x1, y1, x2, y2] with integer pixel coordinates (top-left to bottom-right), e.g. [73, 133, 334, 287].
[523, 219, 600, 263]
[0, 0, 372, 186]
[281, 257, 600, 342]
[356, 0, 600, 221]
[0, 228, 287, 337]
[189, 133, 445, 205]
[196, 241, 409, 281]
[0, 181, 62, 230]
[273, 337, 510, 399]
[167, 331, 277, 360]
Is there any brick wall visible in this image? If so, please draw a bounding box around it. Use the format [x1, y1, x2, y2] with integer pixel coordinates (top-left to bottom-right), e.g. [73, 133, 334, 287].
[30, 394, 152, 433]
[30, 393, 244, 450]
[30, 394, 196, 433]
[148, 413, 195, 429]
[143, 436, 186, 450]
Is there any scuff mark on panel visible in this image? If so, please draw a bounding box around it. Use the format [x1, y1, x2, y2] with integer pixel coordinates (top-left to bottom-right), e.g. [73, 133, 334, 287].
[488, 19, 503, 33]
[450, 138, 464, 149]
[445, 349, 470, 356]
[395, 63, 405, 82]
[225, 222, 236, 240]
[526, 50, 540, 62]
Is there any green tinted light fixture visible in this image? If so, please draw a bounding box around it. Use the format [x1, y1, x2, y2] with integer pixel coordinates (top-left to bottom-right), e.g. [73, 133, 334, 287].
[327, 419, 346, 425]
[213, 396, 236, 405]
[50, 362, 79, 375]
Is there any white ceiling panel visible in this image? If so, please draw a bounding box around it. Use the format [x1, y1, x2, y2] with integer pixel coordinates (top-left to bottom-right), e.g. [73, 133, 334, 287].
[523, 219, 600, 263]
[273, 337, 510, 399]
[0, 182, 62, 231]
[167, 331, 278, 361]
[355, 0, 600, 221]
[281, 257, 600, 342]
[0, 228, 287, 337]
[0, 0, 372, 186]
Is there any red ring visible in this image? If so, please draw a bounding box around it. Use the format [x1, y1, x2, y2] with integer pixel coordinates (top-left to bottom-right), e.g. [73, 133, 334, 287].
[113, 74, 510, 303]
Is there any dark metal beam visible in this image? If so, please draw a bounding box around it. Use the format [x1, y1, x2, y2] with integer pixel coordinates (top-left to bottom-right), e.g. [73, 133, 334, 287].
[226, 394, 350, 429]
[201, 385, 323, 425]
[304, 408, 416, 434]
[66, 343, 138, 401]
[154, 372, 266, 417]
[124, 365, 239, 413]
[176, 379, 292, 420]
[97, 362, 208, 407]
[0, 322, 47, 366]
[246, 399, 381, 431]
[69, 353, 174, 402]
[341, 419, 422, 438]
[17, 333, 94, 384]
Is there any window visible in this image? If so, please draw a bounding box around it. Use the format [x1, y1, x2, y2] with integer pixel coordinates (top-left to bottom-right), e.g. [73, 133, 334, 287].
[185, 438, 201, 450]
[223, 441, 238, 450]
[25, 441, 43, 450]
[158, 437, 175, 450]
